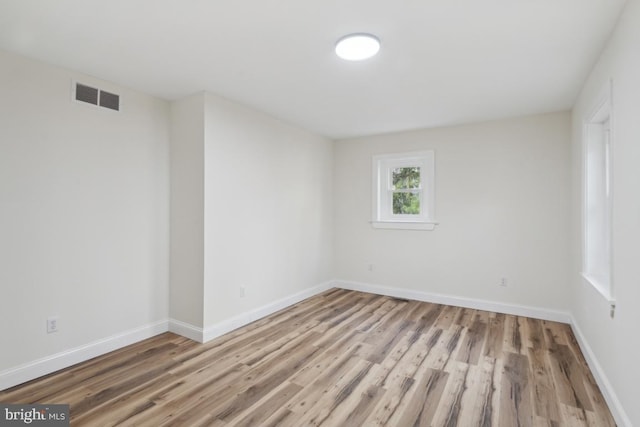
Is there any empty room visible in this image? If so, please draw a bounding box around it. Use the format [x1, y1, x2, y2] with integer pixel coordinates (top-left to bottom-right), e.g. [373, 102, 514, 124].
[0, 0, 638, 426]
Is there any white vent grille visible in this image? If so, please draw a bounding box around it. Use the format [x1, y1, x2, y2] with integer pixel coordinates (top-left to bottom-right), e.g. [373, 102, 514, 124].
[74, 82, 120, 111]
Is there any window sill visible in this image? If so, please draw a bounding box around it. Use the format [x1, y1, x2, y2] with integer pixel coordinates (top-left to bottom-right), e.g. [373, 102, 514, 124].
[581, 272, 615, 304]
[371, 221, 439, 231]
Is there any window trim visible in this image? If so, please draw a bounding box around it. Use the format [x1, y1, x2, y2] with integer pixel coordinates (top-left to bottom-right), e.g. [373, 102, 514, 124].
[371, 150, 437, 230]
[581, 80, 615, 304]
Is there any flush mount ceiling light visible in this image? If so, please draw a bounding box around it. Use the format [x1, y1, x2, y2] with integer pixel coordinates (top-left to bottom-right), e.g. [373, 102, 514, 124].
[335, 33, 380, 61]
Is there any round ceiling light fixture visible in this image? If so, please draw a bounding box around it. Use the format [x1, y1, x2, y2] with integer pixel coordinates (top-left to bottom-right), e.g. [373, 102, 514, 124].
[335, 33, 380, 61]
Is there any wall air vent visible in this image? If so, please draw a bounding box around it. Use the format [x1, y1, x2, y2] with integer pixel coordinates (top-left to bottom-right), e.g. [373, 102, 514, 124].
[75, 83, 98, 105]
[99, 90, 119, 111]
[74, 82, 120, 111]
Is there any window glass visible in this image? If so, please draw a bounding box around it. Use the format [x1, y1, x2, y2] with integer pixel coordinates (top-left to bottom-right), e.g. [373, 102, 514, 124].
[392, 192, 420, 215]
[391, 167, 421, 189]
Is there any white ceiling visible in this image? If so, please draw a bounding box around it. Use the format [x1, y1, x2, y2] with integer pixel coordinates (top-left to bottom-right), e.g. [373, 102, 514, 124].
[0, 0, 627, 139]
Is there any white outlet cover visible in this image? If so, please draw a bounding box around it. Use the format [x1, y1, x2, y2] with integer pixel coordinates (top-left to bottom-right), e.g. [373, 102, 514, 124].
[47, 316, 59, 333]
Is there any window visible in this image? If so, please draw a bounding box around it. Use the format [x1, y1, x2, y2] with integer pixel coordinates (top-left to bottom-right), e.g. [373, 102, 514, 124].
[372, 151, 436, 230]
[582, 82, 614, 302]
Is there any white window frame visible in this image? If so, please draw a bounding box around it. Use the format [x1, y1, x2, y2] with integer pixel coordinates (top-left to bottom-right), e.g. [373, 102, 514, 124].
[581, 80, 614, 304]
[371, 150, 437, 230]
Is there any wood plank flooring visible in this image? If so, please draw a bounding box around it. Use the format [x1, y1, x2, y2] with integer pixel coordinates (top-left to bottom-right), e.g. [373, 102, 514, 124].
[0, 289, 616, 426]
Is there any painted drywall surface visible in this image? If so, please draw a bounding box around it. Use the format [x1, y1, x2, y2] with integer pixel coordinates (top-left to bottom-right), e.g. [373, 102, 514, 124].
[202, 92, 333, 326]
[0, 50, 170, 370]
[571, 0, 640, 424]
[334, 112, 571, 311]
[169, 94, 205, 327]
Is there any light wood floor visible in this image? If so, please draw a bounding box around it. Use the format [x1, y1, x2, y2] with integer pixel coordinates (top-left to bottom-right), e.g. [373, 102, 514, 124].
[1, 289, 616, 426]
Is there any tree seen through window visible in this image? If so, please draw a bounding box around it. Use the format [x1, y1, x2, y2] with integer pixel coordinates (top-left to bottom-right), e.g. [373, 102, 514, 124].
[391, 167, 421, 215]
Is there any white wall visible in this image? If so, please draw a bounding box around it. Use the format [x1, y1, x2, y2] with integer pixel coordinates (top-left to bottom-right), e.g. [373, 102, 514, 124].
[169, 94, 205, 327]
[202, 92, 333, 327]
[334, 112, 571, 312]
[570, 0, 640, 425]
[0, 50, 170, 372]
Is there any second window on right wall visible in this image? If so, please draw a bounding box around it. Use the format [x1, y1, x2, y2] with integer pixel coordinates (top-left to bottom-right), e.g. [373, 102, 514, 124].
[582, 81, 614, 302]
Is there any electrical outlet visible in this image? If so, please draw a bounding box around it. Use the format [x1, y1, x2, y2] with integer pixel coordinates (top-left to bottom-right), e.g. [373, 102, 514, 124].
[500, 278, 508, 287]
[240, 286, 246, 298]
[47, 316, 59, 333]
[367, 263, 373, 272]
[610, 303, 616, 319]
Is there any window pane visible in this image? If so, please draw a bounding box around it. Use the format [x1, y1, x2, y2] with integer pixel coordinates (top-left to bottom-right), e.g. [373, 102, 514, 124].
[392, 167, 421, 189]
[393, 192, 420, 215]
[585, 121, 611, 289]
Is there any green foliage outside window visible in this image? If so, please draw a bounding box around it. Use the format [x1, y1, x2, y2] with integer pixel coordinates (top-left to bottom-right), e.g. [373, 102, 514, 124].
[392, 167, 421, 214]
[393, 192, 420, 214]
[392, 167, 421, 189]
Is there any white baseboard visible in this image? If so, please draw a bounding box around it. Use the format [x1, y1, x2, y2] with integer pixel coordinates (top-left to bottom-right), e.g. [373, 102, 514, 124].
[0, 320, 168, 391]
[168, 319, 204, 343]
[0, 281, 334, 392]
[570, 317, 631, 427]
[334, 280, 571, 323]
[202, 280, 334, 343]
